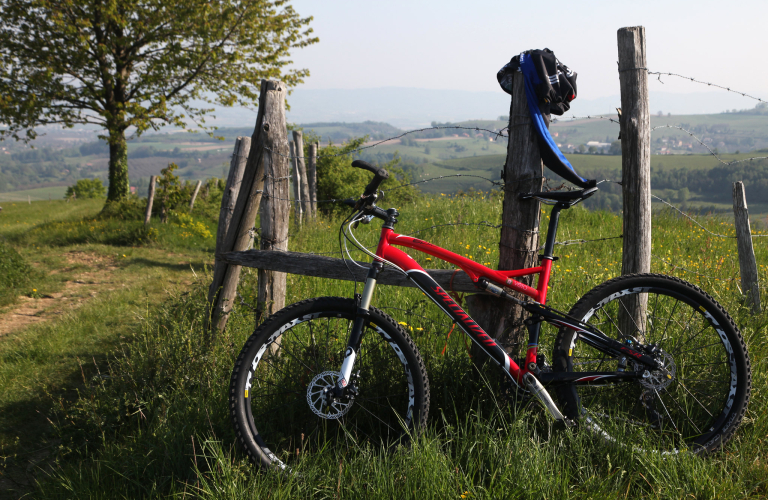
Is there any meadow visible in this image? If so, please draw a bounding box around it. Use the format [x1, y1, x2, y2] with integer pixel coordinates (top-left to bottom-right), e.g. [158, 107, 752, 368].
[1, 188, 767, 498]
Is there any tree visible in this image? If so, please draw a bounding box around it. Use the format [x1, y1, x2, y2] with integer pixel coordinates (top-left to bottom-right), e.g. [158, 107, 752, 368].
[0, 0, 317, 202]
[65, 178, 105, 199]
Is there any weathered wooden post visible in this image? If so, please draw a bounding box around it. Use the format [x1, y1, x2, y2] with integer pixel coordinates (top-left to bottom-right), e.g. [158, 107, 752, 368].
[210, 80, 287, 334]
[144, 175, 157, 226]
[257, 104, 291, 321]
[207, 137, 250, 320]
[290, 141, 303, 225]
[465, 70, 544, 355]
[618, 26, 651, 335]
[189, 180, 202, 210]
[732, 181, 761, 312]
[293, 130, 311, 219]
[308, 143, 318, 217]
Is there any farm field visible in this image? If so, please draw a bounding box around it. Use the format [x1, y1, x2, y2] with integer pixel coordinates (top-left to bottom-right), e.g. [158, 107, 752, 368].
[2, 109, 767, 199]
[1, 192, 767, 499]
[0, 185, 68, 202]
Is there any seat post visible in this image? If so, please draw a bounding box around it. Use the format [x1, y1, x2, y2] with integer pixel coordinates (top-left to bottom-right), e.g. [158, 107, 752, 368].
[541, 203, 566, 259]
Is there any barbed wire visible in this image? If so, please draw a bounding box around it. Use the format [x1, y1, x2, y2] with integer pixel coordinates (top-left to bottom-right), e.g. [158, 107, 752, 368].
[406, 220, 538, 236]
[544, 235, 623, 248]
[556, 114, 620, 124]
[649, 192, 768, 238]
[651, 255, 739, 283]
[256, 172, 505, 205]
[650, 124, 768, 165]
[648, 71, 767, 104]
[264, 125, 509, 161]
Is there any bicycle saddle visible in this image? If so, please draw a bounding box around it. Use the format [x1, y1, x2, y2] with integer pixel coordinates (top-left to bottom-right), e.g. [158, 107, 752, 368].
[519, 186, 598, 205]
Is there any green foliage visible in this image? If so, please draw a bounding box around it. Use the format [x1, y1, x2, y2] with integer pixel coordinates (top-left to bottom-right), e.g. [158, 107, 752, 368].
[0, 0, 318, 201]
[31, 194, 768, 498]
[155, 163, 190, 221]
[315, 136, 417, 212]
[64, 178, 106, 200]
[0, 241, 32, 306]
[98, 195, 148, 221]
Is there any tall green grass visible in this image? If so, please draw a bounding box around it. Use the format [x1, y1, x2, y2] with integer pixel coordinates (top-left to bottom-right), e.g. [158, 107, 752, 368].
[37, 192, 768, 499]
[0, 241, 32, 306]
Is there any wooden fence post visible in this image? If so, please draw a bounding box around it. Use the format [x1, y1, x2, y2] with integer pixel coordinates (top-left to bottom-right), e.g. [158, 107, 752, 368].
[290, 141, 303, 226]
[733, 181, 761, 312]
[293, 130, 311, 219]
[618, 26, 651, 336]
[308, 143, 318, 217]
[209, 80, 286, 335]
[207, 137, 250, 319]
[257, 96, 291, 320]
[144, 175, 156, 226]
[189, 180, 202, 210]
[465, 70, 543, 356]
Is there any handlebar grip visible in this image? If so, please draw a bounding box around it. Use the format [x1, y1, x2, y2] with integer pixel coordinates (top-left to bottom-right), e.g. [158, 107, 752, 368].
[352, 160, 389, 197]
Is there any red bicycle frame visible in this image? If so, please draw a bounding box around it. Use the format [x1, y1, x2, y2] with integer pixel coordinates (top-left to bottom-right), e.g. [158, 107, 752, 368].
[374, 226, 553, 385]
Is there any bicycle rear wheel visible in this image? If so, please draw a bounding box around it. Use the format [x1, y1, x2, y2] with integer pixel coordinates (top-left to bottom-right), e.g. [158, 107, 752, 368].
[552, 274, 751, 454]
[229, 297, 430, 469]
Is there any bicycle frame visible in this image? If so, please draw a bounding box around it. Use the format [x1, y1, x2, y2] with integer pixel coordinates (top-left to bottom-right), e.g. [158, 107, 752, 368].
[335, 203, 659, 411]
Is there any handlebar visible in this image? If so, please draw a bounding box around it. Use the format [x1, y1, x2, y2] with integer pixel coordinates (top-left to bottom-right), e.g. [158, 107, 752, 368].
[343, 197, 389, 221]
[352, 160, 389, 197]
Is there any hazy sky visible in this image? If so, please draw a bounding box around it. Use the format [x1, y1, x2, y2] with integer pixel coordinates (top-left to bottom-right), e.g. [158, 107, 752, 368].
[287, 0, 768, 101]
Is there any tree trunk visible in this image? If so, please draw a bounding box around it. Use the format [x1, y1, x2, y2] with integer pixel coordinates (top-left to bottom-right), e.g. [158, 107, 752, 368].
[466, 71, 543, 359]
[107, 130, 130, 201]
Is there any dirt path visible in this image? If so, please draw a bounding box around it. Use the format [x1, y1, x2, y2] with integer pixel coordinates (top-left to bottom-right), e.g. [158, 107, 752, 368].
[0, 251, 120, 338]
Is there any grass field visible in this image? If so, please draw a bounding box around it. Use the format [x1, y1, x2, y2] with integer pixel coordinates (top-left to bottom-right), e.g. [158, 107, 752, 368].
[0, 186, 69, 202]
[1, 191, 767, 498]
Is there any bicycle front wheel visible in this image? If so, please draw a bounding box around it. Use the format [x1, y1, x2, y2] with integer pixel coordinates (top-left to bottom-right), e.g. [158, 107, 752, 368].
[229, 297, 430, 469]
[552, 274, 751, 454]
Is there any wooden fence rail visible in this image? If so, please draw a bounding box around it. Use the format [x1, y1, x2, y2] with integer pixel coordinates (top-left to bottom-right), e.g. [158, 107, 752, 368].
[220, 250, 480, 293]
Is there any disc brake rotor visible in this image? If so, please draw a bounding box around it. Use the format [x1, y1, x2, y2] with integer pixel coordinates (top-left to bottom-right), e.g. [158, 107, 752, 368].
[636, 350, 676, 390]
[306, 371, 353, 419]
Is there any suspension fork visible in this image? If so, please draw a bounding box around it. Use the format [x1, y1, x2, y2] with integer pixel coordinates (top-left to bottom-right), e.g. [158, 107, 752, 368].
[334, 261, 382, 394]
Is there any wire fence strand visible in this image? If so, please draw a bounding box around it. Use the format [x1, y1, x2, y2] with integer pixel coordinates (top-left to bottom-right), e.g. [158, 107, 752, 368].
[648, 71, 767, 104]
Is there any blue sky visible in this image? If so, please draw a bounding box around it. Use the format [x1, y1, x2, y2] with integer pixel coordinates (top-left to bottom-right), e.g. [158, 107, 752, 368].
[286, 0, 767, 101]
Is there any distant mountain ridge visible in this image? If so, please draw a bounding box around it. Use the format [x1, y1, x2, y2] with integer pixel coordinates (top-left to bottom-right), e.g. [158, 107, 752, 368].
[197, 87, 767, 129]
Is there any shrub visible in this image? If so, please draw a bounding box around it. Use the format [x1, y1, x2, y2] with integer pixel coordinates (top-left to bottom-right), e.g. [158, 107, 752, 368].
[155, 163, 196, 222]
[0, 241, 32, 306]
[65, 178, 106, 199]
[98, 195, 147, 221]
[314, 136, 417, 213]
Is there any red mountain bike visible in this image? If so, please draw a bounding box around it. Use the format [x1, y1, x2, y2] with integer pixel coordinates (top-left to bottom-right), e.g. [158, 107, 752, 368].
[230, 161, 751, 469]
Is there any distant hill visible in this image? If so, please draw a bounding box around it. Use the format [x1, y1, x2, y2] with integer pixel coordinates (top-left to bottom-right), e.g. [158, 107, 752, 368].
[2, 110, 767, 201]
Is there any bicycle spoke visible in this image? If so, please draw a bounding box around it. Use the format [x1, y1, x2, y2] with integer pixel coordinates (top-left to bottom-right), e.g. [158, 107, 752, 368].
[653, 389, 679, 432]
[676, 381, 714, 418]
